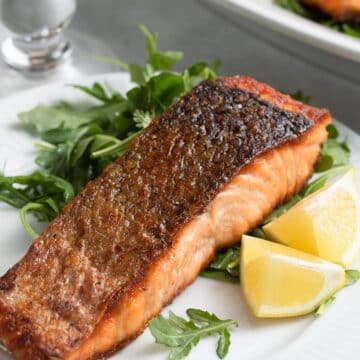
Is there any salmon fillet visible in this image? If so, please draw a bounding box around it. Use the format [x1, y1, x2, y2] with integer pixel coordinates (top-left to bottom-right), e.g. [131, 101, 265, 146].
[0, 76, 331, 359]
[299, 0, 360, 21]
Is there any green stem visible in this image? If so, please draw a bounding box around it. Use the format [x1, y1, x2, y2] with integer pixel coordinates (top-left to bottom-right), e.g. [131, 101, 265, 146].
[35, 141, 57, 151]
[93, 56, 129, 69]
[20, 202, 44, 239]
[90, 132, 139, 158]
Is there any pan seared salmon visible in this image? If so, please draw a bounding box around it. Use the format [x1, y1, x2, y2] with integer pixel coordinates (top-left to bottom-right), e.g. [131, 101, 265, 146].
[299, 0, 360, 21]
[0, 76, 331, 359]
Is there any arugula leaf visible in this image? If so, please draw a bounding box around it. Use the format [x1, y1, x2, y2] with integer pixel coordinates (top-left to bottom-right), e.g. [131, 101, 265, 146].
[96, 24, 183, 84]
[345, 269, 360, 286]
[201, 245, 240, 283]
[0, 172, 74, 238]
[317, 139, 350, 171]
[71, 82, 124, 103]
[314, 270, 359, 316]
[139, 24, 184, 71]
[150, 72, 186, 112]
[276, 0, 308, 16]
[326, 123, 339, 138]
[128, 63, 148, 85]
[342, 24, 360, 38]
[290, 90, 311, 104]
[302, 165, 351, 196]
[247, 227, 267, 239]
[20, 200, 56, 239]
[19, 101, 130, 136]
[201, 270, 239, 283]
[216, 328, 231, 358]
[315, 296, 335, 316]
[0, 172, 74, 207]
[316, 124, 350, 172]
[149, 308, 238, 360]
[18, 104, 93, 132]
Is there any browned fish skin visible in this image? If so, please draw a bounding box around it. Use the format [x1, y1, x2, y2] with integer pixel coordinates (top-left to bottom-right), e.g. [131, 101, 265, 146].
[0, 77, 329, 359]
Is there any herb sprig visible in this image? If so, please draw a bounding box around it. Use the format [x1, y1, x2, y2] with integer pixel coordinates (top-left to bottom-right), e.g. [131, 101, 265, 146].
[345, 269, 360, 286]
[202, 245, 240, 283]
[149, 308, 238, 360]
[0, 25, 218, 238]
[315, 269, 360, 316]
[275, 0, 360, 38]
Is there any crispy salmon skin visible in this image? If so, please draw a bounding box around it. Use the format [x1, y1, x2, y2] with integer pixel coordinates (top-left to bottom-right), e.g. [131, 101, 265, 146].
[299, 0, 360, 21]
[0, 76, 331, 359]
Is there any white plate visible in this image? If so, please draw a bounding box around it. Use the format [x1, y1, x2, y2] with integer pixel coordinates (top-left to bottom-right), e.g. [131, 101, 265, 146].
[0, 73, 360, 360]
[202, 0, 360, 63]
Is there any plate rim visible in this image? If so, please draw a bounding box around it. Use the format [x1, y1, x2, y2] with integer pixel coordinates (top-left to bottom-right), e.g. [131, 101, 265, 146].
[202, 0, 360, 63]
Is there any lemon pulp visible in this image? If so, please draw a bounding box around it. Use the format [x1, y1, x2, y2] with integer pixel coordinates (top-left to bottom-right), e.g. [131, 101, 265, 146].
[241, 235, 345, 318]
[263, 168, 360, 266]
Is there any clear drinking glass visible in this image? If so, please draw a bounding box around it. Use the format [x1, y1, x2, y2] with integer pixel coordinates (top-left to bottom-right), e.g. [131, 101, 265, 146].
[0, 0, 77, 71]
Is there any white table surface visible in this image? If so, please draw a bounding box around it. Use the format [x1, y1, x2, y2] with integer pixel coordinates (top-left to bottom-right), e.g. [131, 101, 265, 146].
[0, 0, 359, 133]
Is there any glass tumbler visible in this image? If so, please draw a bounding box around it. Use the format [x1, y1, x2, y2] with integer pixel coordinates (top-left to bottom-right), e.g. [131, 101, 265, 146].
[0, 0, 77, 71]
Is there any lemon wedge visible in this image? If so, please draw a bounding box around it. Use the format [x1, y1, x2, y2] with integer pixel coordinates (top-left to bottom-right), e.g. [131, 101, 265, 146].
[263, 168, 360, 267]
[241, 235, 345, 318]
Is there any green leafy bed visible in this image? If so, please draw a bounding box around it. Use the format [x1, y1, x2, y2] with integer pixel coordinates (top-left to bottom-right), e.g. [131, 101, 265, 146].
[275, 0, 360, 38]
[0, 26, 359, 360]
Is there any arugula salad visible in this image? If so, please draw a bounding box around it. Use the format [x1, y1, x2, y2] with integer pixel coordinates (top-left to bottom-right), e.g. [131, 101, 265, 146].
[0, 25, 359, 360]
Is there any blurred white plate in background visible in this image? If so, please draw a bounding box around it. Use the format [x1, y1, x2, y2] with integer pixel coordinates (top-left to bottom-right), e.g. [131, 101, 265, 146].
[203, 0, 360, 62]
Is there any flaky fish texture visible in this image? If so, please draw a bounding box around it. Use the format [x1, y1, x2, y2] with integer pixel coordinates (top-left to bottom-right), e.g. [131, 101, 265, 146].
[0, 76, 331, 359]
